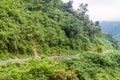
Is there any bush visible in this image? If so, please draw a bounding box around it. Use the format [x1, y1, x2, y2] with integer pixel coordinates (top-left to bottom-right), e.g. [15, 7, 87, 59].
[0, 51, 120, 80]
[49, 70, 78, 80]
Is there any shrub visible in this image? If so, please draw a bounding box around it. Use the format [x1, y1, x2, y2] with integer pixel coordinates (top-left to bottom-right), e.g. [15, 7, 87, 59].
[49, 70, 78, 80]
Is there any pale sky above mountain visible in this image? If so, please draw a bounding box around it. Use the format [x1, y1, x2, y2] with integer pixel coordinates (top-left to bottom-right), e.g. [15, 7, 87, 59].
[62, 0, 120, 21]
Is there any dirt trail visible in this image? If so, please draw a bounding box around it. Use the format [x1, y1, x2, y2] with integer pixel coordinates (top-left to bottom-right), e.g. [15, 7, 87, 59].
[0, 54, 80, 65]
[103, 50, 113, 54]
[0, 50, 114, 65]
[33, 48, 39, 58]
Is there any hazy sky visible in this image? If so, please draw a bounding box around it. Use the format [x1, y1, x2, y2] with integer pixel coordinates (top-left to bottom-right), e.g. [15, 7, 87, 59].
[62, 0, 120, 21]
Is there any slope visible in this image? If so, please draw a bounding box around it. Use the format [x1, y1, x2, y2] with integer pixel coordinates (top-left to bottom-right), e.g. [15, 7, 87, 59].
[0, 0, 113, 58]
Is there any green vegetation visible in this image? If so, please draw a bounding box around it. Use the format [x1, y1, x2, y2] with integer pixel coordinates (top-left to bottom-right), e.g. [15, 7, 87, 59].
[0, 0, 115, 59]
[0, 51, 120, 80]
[0, 0, 120, 79]
[100, 21, 120, 49]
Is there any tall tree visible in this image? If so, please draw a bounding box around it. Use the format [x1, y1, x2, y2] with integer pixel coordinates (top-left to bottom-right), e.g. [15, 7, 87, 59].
[67, 0, 73, 8]
[78, 3, 88, 15]
[95, 21, 100, 26]
[64, 0, 73, 11]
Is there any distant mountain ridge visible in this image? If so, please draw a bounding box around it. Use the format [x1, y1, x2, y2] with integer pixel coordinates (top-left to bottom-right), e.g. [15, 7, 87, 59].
[100, 21, 120, 39]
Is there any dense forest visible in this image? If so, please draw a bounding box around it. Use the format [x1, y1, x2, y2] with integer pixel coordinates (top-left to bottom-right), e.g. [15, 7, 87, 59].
[0, 0, 120, 79]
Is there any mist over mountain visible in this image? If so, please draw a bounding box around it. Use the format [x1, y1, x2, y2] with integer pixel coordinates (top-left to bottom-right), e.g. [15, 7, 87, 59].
[100, 21, 120, 39]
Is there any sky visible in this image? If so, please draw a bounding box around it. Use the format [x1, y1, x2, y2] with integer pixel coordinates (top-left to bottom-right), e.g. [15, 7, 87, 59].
[62, 0, 120, 21]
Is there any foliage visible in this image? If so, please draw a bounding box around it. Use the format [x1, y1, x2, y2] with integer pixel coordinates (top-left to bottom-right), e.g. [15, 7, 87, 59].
[0, 0, 116, 58]
[78, 3, 88, 15]
[0, 51, 120, 79]
[0, 0, 119, 79]
[104, 34, 120, 49]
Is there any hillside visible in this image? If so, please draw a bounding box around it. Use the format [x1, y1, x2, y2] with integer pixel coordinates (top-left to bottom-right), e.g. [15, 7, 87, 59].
[100, 21, 120, 39]
[0, 0, 114, 59]
[1, 0, 120, 80]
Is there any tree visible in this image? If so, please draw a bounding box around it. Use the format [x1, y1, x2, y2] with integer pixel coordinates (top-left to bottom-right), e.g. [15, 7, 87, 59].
[78, 3, 88, 15]
[67, 0, 73, 8]
[95, 21, 100, 26]
[63, 0, 73, 11]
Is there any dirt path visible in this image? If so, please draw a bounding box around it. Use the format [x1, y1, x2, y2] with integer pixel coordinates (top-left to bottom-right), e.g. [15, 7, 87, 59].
[0, 54, 80, 65]
[0, 58, 28, 65]
[0, 50, 114, 65]
[103, 50, 113, 54]
[33, 47, 39, 58]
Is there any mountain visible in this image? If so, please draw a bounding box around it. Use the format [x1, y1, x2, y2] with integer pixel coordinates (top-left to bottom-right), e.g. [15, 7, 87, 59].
[100, 21, 120, 39]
